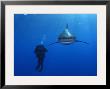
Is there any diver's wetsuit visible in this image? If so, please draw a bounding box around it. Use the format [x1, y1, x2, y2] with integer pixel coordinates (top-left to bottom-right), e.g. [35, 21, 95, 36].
[34, 44, 47, 72]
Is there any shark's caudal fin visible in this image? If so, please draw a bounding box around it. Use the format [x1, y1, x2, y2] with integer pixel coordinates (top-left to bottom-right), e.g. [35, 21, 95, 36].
[75, 40, 89, 44]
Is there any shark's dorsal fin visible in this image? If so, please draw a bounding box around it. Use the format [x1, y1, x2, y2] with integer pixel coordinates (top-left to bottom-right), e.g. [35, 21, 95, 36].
[66, 24, 68, 29]
[40, 35, 46, 44]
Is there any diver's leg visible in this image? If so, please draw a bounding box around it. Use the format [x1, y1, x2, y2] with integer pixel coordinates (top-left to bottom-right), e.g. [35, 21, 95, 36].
[36, 59, 40, 70]
[39, 58, 44, 72]
[40, 60, 44, 71]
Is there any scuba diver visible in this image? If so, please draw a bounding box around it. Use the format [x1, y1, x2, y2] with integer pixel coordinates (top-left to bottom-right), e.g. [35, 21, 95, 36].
[34, 44, 47, 72]
[34, 35, 48, 72]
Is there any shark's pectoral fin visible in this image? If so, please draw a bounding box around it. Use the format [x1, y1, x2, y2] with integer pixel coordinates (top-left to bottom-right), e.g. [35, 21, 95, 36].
[48, 42, 59, 46]
[75, 40, 89, 44]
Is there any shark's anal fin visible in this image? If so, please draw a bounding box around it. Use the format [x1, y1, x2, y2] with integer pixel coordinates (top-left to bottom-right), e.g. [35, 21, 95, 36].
[75, 40, 89, 44]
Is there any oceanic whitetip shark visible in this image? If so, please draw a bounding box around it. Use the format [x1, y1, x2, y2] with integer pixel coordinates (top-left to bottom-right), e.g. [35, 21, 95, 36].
[48, 24, 88, 46]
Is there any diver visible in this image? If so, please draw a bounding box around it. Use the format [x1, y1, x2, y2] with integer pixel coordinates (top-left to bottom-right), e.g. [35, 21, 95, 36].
[34, 44, 47, 72]
[34, 35, 47, 72]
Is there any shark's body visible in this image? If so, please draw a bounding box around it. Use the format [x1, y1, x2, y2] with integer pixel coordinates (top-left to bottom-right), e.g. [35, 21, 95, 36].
[49, 24, 88, 46]
[58, 24, 75, 45]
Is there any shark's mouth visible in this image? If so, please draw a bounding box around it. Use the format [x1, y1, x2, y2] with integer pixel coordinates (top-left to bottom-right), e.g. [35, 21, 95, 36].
[58, 37, 75, 44]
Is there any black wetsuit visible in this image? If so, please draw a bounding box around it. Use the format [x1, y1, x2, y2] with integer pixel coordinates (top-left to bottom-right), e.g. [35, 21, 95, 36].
[34, 44, 47, 72]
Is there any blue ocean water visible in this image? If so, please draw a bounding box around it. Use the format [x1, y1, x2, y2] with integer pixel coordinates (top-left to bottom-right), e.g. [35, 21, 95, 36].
[14, 14, 97, 76]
